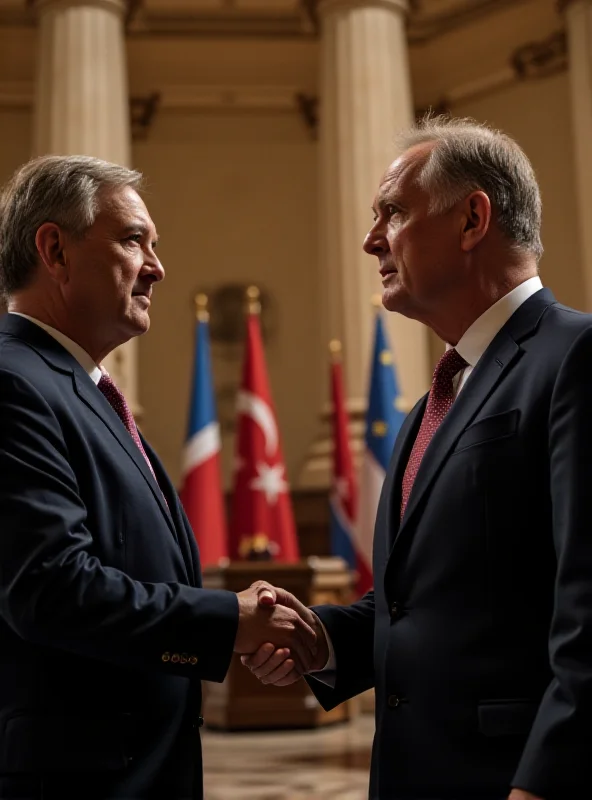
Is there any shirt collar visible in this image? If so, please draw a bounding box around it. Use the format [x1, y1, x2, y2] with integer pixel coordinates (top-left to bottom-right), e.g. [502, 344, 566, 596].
[9, 312, 103, 385]
[451, 276, 543, 368]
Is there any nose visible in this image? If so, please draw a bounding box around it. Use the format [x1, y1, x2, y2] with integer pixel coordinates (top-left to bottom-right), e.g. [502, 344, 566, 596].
[363, 223, 387, 256]
[144, 251, 165, 283]
[152, 257, 165, 283]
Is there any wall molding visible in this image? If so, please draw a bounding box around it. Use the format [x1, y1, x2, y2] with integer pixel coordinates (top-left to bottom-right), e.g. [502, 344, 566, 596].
[302, 0, 536, 42]
[406, 0, 535, 45]
[4, 0, 538, 42]
[0, 82, 31, 109]
[127, 2, 314, 39]
[158, 84, 303, 112]
[0, 82, 314, 138]
[418, 28, 568, 113]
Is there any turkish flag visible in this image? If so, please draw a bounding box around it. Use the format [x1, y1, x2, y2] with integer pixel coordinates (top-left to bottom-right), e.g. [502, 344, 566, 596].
[229, 312, 300, 562]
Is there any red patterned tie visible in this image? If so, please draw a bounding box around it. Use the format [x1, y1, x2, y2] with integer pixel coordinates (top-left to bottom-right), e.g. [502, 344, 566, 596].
[400, 348, 468, 518]
[97, 372, 157, 482]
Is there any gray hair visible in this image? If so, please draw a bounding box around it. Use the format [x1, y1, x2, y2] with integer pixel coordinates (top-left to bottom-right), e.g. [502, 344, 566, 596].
[398, 115, 543, 260]
[0, 155, 143, 298]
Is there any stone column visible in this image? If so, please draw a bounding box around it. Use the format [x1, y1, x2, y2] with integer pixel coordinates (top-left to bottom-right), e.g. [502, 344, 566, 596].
[563, 0, 592, 312]
[299, 0, 430, 488]
[33, 0, 138, 412]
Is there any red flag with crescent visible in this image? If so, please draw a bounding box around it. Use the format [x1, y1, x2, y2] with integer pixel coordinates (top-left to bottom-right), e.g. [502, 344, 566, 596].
[229, 310, 300, 562]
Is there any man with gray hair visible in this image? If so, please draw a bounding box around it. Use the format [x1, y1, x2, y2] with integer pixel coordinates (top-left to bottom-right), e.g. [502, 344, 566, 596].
[243, 116, 592, 799]
[0, 155, 317, 799]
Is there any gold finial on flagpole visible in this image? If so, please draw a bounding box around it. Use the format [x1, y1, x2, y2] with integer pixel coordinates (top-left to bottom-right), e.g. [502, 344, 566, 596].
[195, 293, 209, 322]
[246, 285, 261, 315]
[329, 339, 342, 362]
[372, 293, 383, 309]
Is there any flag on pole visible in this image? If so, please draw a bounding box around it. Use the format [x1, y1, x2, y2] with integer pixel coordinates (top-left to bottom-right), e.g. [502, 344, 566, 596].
[355, 298, 406, 594]
[328, 340, 358, 571]
[179, 294, 228, 566]
[229, 286, 300, 562]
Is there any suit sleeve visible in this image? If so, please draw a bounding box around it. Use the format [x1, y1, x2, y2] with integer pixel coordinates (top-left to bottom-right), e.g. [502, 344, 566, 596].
[0, 369, 238, 683]
[513, 325, 592, 796]
[305, 591, 375, 710]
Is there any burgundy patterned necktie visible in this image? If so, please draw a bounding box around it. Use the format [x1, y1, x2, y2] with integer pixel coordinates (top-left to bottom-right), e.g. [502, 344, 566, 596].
[97, 372, 157, 482]
[400, 348, 468, 519]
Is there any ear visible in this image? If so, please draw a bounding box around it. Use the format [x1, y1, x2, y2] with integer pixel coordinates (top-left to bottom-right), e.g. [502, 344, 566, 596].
[35, 222, 70, 284]
[459, 190, 491, 253]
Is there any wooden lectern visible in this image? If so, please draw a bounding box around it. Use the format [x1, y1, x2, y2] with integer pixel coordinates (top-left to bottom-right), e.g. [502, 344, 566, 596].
[202, 556, 358, 730]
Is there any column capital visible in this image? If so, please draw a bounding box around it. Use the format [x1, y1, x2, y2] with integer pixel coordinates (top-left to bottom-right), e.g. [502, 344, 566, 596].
[316, 0, 409, 18]
[33, 0, 128, 16]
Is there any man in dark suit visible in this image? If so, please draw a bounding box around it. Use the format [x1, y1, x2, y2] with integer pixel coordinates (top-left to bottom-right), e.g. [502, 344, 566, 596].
[0, 155, 316, 800]
[242, 116, 592, 799]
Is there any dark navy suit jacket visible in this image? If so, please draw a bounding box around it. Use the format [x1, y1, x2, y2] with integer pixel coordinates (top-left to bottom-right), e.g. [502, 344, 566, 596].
[309, 289, 592, 800]
[0, 314, 238, 799]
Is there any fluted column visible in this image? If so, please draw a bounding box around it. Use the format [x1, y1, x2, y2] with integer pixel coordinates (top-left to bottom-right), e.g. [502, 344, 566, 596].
[299, 0, 430, 488]
[33, 0, 138, 411]
[564, 0, 592, 311]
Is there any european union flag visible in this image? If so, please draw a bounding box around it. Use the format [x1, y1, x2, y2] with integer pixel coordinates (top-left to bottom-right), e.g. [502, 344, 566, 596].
[365, 312, 406, 470]
[356, 309, 406, 593]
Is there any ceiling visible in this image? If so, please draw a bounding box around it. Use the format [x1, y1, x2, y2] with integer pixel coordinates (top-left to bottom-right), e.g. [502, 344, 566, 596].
[0, 0, 544, 40]
[0, 0, 565, 114]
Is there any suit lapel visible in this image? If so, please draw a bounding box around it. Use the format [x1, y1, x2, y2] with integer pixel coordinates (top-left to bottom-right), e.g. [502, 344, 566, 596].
[397, 332, 520, 535]
[380, 395, 426, 556]
[387, 287, 556, 563]
[0, 314, 182, 556]
[73, 374, 180, 546]
[142, 437, 199, 586]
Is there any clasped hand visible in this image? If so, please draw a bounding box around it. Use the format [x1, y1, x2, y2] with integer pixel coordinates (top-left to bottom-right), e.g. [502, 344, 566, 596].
[235, 589, 543, 800]
[234, 581, 329, 686]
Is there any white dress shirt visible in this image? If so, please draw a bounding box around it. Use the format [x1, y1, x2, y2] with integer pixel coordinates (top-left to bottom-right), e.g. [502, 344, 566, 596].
[312, 275, 544, 682]
[9, 312, 102, 384]
[452, 275, 543, 395]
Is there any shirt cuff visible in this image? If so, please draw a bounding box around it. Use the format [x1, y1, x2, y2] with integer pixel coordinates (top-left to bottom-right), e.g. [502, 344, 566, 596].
[307, 615, 336, 687]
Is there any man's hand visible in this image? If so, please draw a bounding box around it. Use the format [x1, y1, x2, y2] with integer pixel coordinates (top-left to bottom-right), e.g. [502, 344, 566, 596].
[240, 581, 329, 686]
[234, 583, 317, 674]
[508, 790, 544, 800]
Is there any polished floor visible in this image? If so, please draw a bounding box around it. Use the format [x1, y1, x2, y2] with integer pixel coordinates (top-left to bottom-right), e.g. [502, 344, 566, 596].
[202, 714, 374, 799]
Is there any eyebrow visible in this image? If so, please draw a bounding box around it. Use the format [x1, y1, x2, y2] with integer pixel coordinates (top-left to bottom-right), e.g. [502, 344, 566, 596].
[123, 223, 160, 243]
[372, 192, 404, 214]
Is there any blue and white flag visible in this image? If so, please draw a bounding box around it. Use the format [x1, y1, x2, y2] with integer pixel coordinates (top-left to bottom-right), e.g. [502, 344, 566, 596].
[355, 310, 406, 593]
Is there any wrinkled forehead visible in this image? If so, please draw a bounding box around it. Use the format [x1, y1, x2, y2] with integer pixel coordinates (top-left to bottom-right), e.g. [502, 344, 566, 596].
[98, 184, 147, 216]
[374, 141, 435, 207]
[96, 184, 155, 228]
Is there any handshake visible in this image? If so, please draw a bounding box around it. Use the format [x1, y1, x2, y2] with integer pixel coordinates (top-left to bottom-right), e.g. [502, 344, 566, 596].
[233, 581, 330, 686]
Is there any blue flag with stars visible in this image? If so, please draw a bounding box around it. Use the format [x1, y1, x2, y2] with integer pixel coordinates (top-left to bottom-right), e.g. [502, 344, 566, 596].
[356, 310, 406, 593]
[366, 313, 406, 470]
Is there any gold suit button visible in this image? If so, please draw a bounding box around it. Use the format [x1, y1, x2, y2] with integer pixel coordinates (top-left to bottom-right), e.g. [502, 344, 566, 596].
[180, 654, 188, 664]
[171, 653, 180, 663]
[161, 652, 171, 663]
[189, 656, 198, 665]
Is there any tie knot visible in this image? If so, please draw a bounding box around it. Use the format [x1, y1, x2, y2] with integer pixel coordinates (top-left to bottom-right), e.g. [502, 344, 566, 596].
[98, 372, 116, 392]
[433, 348, 468, 385]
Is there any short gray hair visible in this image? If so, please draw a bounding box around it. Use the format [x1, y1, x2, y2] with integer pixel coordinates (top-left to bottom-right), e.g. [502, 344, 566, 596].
[0, 155, 143, 298]
[398, 115, 543, 260]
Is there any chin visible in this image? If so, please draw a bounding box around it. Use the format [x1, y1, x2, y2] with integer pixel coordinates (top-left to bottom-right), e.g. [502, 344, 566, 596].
[126, 312, 151, 337]
[382, 285, 406, 313]
[382, 287, 421, 321]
